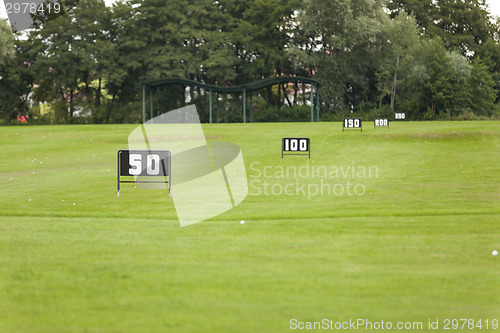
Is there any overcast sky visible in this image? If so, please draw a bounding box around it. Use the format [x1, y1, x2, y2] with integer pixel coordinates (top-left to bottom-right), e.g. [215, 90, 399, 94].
[487, 0, 500, 17]
[1, 0, 500, 27]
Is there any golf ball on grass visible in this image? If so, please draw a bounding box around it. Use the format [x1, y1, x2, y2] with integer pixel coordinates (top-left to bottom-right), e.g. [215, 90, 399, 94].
[240, 220, 245, 224]
[493, 250, 498, 256]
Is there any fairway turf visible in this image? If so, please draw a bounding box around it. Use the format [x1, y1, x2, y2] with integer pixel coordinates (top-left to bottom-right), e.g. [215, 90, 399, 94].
[0, 121, 499, 332]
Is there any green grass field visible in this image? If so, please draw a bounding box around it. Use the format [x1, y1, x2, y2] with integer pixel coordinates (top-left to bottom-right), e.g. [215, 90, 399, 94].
[0, 121, 499, 332]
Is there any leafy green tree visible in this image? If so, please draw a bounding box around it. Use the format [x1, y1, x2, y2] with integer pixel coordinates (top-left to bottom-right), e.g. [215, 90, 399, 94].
[405, 38, 471, 118]
[215, 0, 302, 109]
[0, 38, 37, 121]
[0, 19, 15, 66]
[468, 57, 497, 114]
[477, 35, 500, 102]
[387, 0, 498, 118]
[31, 0, 112, 119]
[110, 0, 240, 116]
[386, 0, 435, 33]
[2, 0, 497, 123]
[376, 13, 421, 111]
[387, 0, 494, 57]
[291, 0, 388, 113]
[227, 0, 300, 79]
[0, 21, 24, 121]
[122, 0, 237, 83]
[433, 0, 492, 55]
[90, 0, 142, 122]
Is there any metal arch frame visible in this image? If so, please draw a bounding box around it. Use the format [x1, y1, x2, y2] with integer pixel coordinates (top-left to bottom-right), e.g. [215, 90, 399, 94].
[140, 76, 321, 123]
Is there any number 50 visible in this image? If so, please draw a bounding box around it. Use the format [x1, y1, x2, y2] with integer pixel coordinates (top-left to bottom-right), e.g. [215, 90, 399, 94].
[129, 154, 161, 176]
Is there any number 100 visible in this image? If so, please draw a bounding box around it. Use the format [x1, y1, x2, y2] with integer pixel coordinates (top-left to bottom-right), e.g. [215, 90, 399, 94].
[284, 138, 308, 151]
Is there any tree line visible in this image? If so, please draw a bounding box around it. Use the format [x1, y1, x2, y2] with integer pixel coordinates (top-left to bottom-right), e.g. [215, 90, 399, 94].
[0, 0, 499, 124]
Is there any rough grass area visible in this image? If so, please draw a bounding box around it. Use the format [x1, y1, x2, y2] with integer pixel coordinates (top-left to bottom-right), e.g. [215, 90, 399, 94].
[0, 121, 499, 332]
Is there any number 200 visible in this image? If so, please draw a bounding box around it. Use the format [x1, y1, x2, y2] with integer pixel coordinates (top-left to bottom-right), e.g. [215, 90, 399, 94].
[129, 154, 161, 176]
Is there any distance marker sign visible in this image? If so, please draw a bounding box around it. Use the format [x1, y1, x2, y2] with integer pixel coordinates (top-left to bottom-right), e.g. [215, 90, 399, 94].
[395, 113, 406, 120]
[343, 118, 362, 132]
[117, 149, 171, 197]
[374, 118, 389, 129]
[282, 138, 310, 159]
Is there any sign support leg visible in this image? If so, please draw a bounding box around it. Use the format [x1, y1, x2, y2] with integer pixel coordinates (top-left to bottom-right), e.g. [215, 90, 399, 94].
[117, 151, 120, 197]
